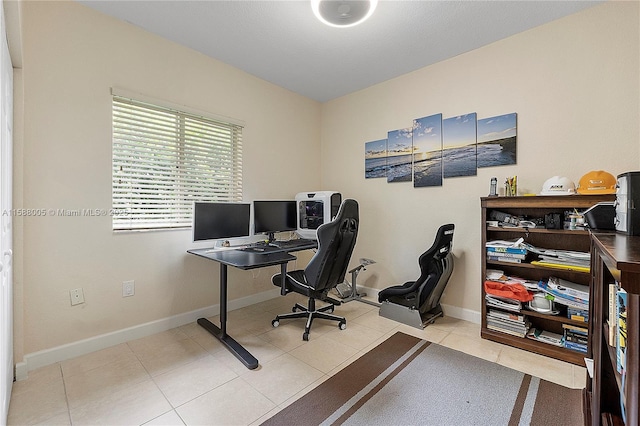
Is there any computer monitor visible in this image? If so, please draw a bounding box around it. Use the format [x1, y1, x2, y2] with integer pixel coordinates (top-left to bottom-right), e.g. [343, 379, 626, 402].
[192, 202, 251, 242]
[253, 200, 297, 242]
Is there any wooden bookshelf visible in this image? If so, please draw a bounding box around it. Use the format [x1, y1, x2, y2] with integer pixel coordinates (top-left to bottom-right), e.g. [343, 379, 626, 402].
[587, 233, 639, 426]
[480, 195, 615, 365]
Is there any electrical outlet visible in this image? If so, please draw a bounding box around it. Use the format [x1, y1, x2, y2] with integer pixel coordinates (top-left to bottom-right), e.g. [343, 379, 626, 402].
[122, 280, 135, 297]
[70, 288, 85, 306]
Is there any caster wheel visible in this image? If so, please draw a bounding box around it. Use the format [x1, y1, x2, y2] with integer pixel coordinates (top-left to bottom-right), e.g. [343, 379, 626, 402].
[339, 321, 347, 330]
[272, 319, 279, 328]
[328, 305, 335, 313]
[303, 332, 309, 341]
[292, 306, 297, 312]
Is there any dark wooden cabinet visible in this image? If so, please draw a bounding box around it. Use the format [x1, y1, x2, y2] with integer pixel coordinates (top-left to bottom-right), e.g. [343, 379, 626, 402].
[481, 195, 615, 365]
[587, 233, 639, 426]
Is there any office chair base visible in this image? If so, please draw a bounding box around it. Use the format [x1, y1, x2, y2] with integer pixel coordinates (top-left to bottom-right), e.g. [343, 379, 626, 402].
[272, 298, 346, 341]
[379, 301, 443, 330]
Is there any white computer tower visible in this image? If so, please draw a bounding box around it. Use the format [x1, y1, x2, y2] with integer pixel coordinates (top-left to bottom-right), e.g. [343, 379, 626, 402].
[296, 191, 342, 239]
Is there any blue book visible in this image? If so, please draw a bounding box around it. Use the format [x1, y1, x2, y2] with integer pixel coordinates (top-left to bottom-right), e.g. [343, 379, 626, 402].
[565, 341, 588, 353]
[486, 246, 527, 255]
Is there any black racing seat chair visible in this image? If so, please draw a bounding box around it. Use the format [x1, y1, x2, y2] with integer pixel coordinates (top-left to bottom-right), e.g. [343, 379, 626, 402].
[378, 224, 454, 328]
[271, 199, 359, 341]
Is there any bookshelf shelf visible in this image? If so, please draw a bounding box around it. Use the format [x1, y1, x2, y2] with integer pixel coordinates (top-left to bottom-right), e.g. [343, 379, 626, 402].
[523, 308, 588, 327]
[481, 195, 615, 366]
[587, 233, 639, 426]
[486, 259, 592, 275]
[480, 327, 585, 365]
[487, 226, 591, 236]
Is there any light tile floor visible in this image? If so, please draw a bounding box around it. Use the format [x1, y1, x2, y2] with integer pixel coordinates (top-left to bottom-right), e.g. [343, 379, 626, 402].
[8, 295, 587, 425]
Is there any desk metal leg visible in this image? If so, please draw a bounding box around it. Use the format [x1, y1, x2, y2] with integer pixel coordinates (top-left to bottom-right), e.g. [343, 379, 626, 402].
[197, 263, 259, 370]
[280, 263, 287, 295]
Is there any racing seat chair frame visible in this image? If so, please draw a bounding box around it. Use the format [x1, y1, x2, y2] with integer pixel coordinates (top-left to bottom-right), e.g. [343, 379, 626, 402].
[378, 224, 454, 329]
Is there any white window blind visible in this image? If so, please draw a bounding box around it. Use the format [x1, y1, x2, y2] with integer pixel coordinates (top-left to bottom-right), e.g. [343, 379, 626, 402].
[112, 95, 243, 231]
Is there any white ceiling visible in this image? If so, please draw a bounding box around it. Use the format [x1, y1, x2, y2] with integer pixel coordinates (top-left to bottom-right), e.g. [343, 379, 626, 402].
[77, 0, 603, 103]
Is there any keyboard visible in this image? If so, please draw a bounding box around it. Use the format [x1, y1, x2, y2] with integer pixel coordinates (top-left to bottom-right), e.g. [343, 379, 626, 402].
[269, 239, 316, 249]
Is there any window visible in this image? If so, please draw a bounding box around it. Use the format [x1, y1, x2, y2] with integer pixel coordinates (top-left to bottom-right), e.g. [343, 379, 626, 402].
[112, 94, 243, 231]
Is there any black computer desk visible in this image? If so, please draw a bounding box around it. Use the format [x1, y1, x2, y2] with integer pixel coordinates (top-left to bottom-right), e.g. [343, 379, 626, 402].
[187, 241, 317, 369]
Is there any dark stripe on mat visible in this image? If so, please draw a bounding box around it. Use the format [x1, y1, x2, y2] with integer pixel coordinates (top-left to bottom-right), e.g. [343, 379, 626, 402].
[333, 337, 430, 425]
[261, 332, 425, 426]
[508, 374, 532, 426]
[530, 378, 583, 426]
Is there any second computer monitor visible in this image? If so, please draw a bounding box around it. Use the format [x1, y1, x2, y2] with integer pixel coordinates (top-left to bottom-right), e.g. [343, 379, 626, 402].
[193, 202, 251, 242]
[253, 200, 297, 242]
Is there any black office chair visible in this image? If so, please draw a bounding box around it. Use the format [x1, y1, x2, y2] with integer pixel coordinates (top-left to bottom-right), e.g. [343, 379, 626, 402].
[378, 224, 454, 327]
[271, 199, 359, 341]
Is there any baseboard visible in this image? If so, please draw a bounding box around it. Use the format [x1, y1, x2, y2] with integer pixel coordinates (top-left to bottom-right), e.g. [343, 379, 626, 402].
[15, 287, 481, 381]
[359, 286, 481, 324]
[440, 303, 481, 324]
[15, 288, 281, 381]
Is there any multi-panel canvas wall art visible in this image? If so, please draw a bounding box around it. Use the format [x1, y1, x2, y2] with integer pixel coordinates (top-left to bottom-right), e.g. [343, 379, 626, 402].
[477, 113, 517, 168]
[364, 112, 517, 187]
[412, 114, 443, 187]
[365, 139, 388, 179]
[443, 113, 477, 178]
[386, 128, 413, 183]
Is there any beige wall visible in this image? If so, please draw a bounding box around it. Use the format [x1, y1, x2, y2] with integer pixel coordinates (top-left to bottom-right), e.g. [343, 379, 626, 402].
[14, 1, 321, 358]
[320, 1, 639, 316]
[10, 1, 640, 364]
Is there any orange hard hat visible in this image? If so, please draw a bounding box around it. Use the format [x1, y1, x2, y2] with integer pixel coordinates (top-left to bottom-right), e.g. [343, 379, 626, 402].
[577, 170, 617, 194]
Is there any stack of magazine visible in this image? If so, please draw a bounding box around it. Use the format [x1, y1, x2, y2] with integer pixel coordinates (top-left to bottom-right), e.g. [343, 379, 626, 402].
[486, 239, 528, 263]
[485, 294, 521, 312]
[486, 309, 530, 337]
[521, 242, 590, 273]
[537, 277, 589, 311]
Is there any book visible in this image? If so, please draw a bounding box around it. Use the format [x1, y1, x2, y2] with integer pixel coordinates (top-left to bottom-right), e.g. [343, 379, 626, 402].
[486, 316, 529, 331]
[487, 255, 522, 263]
[565, 333, 588, 345]
[487, 324, 527, 338]
[530, 260, 590, 273]
[565, 340, 588, 353]
[486, 246, 527, 255]
[547, 277, 590, 300]
[616, 287, 627, 374]
[542, 292, 589, 311]
[567, 307, 589, 322]
[539, 280, 588, 304]
[562, 323, 588, 335]
[526, 328, 564, 347]
[487, 309, 524, 322]
[538, 255, 590, 268]
[607, 319, 617, 347]
[486, 319, 528, 334]
[538, 279, 589, 310]
[485, 294, 522, 312]
[486, 250, 527, 260]
[608, 282, 618, 346]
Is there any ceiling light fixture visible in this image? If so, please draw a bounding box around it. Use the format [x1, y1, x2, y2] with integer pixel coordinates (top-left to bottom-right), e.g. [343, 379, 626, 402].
[311, 0, 378, 28]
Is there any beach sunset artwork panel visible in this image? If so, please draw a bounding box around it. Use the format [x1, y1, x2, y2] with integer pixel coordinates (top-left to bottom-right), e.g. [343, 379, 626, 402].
[412, 113, 443, 188]
[386, 127, 413, 183]
[442, 113, 477, 178]
[477, 113, 517, 168]
[365, 139, 388, 179]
